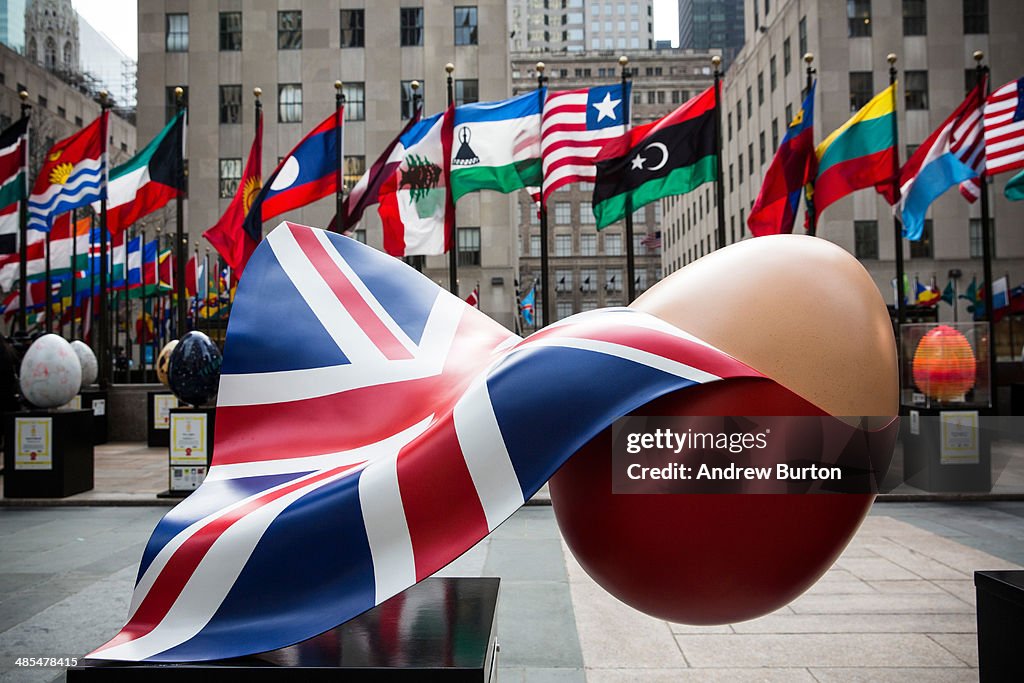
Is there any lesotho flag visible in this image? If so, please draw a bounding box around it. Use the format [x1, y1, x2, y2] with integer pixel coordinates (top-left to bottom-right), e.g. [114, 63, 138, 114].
[242, 109, 343, 240]
[28, 111, 108, 231]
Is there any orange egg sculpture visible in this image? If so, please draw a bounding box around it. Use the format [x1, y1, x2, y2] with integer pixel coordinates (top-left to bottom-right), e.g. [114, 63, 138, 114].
[912, 325, 977, 402]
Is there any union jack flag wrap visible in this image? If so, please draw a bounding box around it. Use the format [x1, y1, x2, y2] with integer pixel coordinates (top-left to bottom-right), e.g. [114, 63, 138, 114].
[90, 222, 765, 663]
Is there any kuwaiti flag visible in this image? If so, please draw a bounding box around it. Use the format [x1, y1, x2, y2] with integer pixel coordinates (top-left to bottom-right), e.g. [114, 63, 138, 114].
[0, 116, 28, 253]
[242, 107, 343, 240]
[377, 108, 455, 257]
[450, 89, 544, 202]
[28, 111, 108, 231]
[898, 82, 986, 241]
[94, 111, 185, 234]
[88, 222, 776, 662]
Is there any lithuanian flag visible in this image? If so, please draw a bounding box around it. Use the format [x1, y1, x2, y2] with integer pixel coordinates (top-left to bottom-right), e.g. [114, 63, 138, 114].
[814, 83, 897, 219]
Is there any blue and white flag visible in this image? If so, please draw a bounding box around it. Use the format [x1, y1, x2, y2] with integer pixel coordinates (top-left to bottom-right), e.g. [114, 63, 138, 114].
[28, 112, 107, 231]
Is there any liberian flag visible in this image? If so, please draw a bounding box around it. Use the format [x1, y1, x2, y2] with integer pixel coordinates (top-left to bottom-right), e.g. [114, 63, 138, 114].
[450, 90, 544, 202]
[898, 81, 986, 241]
[28, 111, 108, 231]
[89, 221, 766, 663]
[377, 108, 455, 256]
[95, 111, 185, 234]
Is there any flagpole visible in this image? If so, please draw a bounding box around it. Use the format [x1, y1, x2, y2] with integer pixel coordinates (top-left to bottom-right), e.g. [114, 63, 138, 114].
[203, 247, 210, 334]
[98, 91, 112, 388]
[974, 50, 996, 407]
[888, 54, 906, 328]
[174, 87, 187, 340]
[711, 55, 726, 250]
[44, 225, 51, 333]
[85, 218, 93, 341]
[123, 226, 131, 380]
[536, 61, 550, 326]
[334, 80, 344, 234]
[445, 63, 459, 296]
[70, 208, 77, 338]
[17, 90, 30, 335]
[620, 55, 638, 301]
[804, 53, 818, 236]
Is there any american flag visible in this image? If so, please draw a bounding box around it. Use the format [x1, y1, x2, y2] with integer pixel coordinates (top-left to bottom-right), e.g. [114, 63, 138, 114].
[983, 77, 1024, 176]
[641, 231, 663, 250]
[541, 83, 631, 205]
[89, 222, 763, 663]
[950, 80, 986, 202]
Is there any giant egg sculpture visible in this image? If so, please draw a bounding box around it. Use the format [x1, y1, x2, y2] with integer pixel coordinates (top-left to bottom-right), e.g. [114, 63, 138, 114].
[70, 340, 98, 389]
[167, 331, 222, 407]
[911, 325, 976, 402]
[20, 334, 82, 408]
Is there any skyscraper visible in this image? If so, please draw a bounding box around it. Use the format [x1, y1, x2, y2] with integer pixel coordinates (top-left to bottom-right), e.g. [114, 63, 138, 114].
[678, 0, 745, 67]
[0, 0, 25, 54]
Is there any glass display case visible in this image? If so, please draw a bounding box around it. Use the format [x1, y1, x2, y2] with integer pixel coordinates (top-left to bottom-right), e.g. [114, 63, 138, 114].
[900, 322, 991, 409]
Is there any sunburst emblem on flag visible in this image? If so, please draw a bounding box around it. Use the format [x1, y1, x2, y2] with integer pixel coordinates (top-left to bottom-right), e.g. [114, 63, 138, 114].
[48, 162, 74, 186]
[242, 176, 262, 213]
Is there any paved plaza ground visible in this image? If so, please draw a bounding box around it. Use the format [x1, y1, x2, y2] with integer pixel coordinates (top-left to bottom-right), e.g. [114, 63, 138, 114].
[0, 470, 1021, 681]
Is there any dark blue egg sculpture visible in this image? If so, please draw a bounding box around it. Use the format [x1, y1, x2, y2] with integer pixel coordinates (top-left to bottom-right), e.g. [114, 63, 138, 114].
[168, 331, 222, 407]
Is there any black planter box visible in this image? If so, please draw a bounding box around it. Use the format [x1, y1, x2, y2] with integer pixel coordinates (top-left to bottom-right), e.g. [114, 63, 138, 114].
[80, 389, 108, 445]
[976, 570, 1024, 681]
[68, 577, 499, 681]
[3, 409, 93, 498]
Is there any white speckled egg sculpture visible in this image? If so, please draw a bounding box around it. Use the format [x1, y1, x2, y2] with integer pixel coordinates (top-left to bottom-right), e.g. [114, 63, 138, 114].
[70, 340, 98, 389]
[20, 334, 82, 408]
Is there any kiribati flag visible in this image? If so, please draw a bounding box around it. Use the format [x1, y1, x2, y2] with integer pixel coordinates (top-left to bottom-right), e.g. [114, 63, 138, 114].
[88, 221, 764, 663]
[28, 111, 108, 231]
[748, 82, 817, 236]
[242, 109, 342, 240]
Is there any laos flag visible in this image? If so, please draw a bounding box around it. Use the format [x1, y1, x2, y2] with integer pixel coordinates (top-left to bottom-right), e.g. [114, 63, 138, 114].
[242, 108, 343, 241]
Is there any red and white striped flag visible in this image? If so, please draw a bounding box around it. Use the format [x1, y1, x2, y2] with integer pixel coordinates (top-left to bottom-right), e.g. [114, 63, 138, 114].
[541, 83, 630, 205]
[983, 77, 1024, 176]
[951, 78, 986, 202]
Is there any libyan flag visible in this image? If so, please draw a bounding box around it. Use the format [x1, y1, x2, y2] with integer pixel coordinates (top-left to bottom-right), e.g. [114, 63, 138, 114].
[592, 85, 717, 229]
[100, 111, 185, 234]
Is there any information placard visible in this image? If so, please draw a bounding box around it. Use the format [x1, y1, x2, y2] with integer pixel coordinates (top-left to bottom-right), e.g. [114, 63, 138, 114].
[91, 399, 106, 416]
[940, 411, 980, 465]
[170, 413, 208, 466]
[153, 394, 177, 430]
[170, 466, 207, 491]
[62, 395, 82, 410]
[15, 417, 53, 470]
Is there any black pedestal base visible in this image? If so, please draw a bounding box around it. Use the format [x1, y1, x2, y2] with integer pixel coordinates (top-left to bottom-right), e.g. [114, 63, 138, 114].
[901, 405, 992, 493]
[3, 409, 94, 498]
[81, 389, 108, 445]
[976, 570, 1024, 681]
[69, 577, 499, 681]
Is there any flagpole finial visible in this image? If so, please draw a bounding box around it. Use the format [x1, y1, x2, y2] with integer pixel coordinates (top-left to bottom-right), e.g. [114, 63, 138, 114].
[711, 55, 721, 67]
[445, 62, 454, 74]
[253, 87, 262, 98]
[535, 61, 545, 74]
[973, 50, 984, 63]
[334, 80, 342, 91]
[886, 53, 897, 65]
[410, 80, 420, 91]
[18, 90, 28, 101]
[618, 55, 628, 67]
[804, 53, 814, 64]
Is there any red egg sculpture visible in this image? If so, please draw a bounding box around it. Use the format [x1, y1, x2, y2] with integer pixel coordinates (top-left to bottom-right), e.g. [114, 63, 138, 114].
[550, 235, 898, 625]
[911, 325, 976, 402]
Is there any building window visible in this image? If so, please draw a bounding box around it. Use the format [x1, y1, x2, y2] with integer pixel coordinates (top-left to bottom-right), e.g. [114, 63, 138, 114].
[556, 269, 573, 292]
[738, 153, 744, 184]
[727, 112, 733, 141]
[798, 16, 807, 55]
[454, 6, 478, 45]
[783, 38, 792, 75]
[530, 234, 541, 255]
[729, 164, 734, 193]
[854, 220, 878, 259]
[759, 132, 766, 166]
[458, 227, 481, 266]
[757, 72, 764, 104]
[165, 86, 188, 123]
[555, 234, 572, 256]
[849, 72, 874, 111]
[400, 81, 422, 120]
[354, 229, 366, 244]
[736, 100, 742, 130]
[848, 0, 871, 37]
[772, 119, 779, 150]
[344, 83, 365, 121]
[400, 7, 423, 46]
[748, 143, 754, 176]
[632, 205, 645, 223]
[57, 106, 65, 119]
[554, 201, 572, 225]
[770, 57, 777, 91]
[556, 302, 574, 320]
[343, 156, 365, 192]
[340, 9, 365, 48]
[605, 233, 622, 256]
[278, 11, 302, 50]
[786, 103, 794, 125]
[219, 158, 242, 198]
[905, 71, 928, 110]
[969, 218, 994, 258]
[910, 220, 933, 258]
[963, 0, 988, 34]
[74, 115, 82, 127]
[746, 86, 752, 118]
[166, 13, 188, 52]
[276, 84, 303, 123]
[579, 201, 595, 224]
[580, 268, 596, 292]
[965, 68, 985, 92]
[902, 0, 926, 35]
[219, 12, 241, 51]
[455, 79, 479, 106]
[606, 268, 622, 292]
[37, 95, 47, 108]
[580, 233, 596, 255]
[219, 85, 241, 124]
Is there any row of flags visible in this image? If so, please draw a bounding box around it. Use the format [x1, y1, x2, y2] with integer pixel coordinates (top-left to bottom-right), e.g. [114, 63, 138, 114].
[750, 73, 1024, 239]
